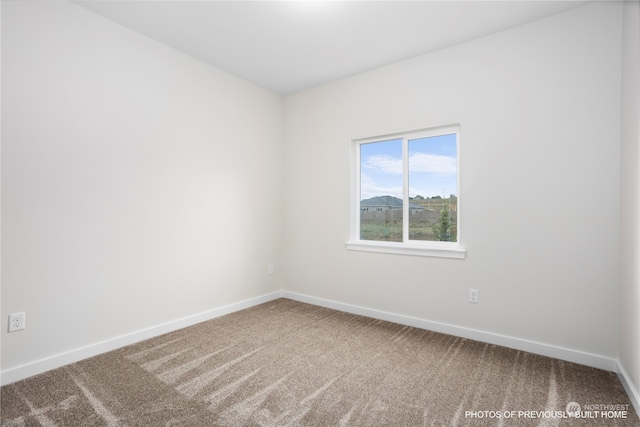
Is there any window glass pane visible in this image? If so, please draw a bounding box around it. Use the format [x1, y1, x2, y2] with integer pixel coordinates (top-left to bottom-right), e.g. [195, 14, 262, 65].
[360, 139, 403, 242]
[408, 133, 457, 242]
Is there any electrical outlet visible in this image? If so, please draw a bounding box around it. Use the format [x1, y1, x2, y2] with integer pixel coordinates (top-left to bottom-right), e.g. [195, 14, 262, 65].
[469, 289, 479, 304]
[8, 312, 25, 332]
[268, 264, 274, 275]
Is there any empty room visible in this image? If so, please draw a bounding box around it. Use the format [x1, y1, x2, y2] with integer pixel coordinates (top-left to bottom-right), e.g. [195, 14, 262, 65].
[1, 0, 639, 425]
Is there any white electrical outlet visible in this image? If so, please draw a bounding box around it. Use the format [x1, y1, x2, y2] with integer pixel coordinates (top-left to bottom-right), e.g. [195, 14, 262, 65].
[8, 312, 26, 332]
[469, 289, 479, 304]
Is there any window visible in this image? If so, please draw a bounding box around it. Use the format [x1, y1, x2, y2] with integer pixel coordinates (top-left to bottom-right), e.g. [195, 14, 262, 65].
[347, 125, 465, 258]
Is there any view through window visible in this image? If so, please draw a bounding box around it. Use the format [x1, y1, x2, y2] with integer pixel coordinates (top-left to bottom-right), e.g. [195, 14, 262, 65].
[358, 127, 458, 244]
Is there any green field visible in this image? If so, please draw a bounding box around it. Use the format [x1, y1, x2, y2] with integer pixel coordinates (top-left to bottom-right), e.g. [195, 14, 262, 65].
[360, 197, 457, 242]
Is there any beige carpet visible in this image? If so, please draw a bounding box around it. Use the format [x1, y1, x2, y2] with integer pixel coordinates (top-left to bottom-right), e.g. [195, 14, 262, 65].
[1, 298, 637, 426]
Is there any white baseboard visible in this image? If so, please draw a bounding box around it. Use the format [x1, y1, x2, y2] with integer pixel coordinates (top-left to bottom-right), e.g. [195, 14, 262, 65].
[617, 362, 640, 418]
[0, 291, 284, 386]
[2, 289, 629, 399]
[282, 291, 619, 372]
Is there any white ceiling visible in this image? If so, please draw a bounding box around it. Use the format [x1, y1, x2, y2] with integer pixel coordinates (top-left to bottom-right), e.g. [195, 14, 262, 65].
[74, 1, 590, 95]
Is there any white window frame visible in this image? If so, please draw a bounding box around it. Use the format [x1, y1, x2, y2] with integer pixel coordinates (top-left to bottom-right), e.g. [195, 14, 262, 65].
[346, 125, 465, 259]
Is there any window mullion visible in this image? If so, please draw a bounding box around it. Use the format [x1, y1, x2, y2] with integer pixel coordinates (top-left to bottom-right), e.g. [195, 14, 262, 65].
[402, 137, 409, 243]
[354, 141, 361, 242]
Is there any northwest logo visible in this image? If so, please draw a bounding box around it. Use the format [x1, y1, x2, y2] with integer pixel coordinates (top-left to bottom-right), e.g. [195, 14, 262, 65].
[566, 402, 581, 417]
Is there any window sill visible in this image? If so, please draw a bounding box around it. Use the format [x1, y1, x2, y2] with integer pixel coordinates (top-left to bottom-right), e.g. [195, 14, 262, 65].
[345, 241, 466, 259]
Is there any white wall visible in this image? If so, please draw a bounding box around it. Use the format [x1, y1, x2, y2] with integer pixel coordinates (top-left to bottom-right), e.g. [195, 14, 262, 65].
[619, 0, 640, 407]
[283, 2, 623, 362]
[1, 1, 283, 373]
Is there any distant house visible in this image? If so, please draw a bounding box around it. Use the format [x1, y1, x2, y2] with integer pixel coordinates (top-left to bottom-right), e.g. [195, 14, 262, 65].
[361, 195, 425, 214]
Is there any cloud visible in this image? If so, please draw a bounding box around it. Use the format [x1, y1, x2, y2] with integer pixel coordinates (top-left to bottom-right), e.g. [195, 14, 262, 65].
[363, 153, 456, 176]
[362, 155, 403, 175]
[360, 172, 402, 200]
[409, 153, 456, 176]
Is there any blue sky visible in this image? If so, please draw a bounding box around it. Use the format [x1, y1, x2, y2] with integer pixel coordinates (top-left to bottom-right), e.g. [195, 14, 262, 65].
[360, 134, 457, 201]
